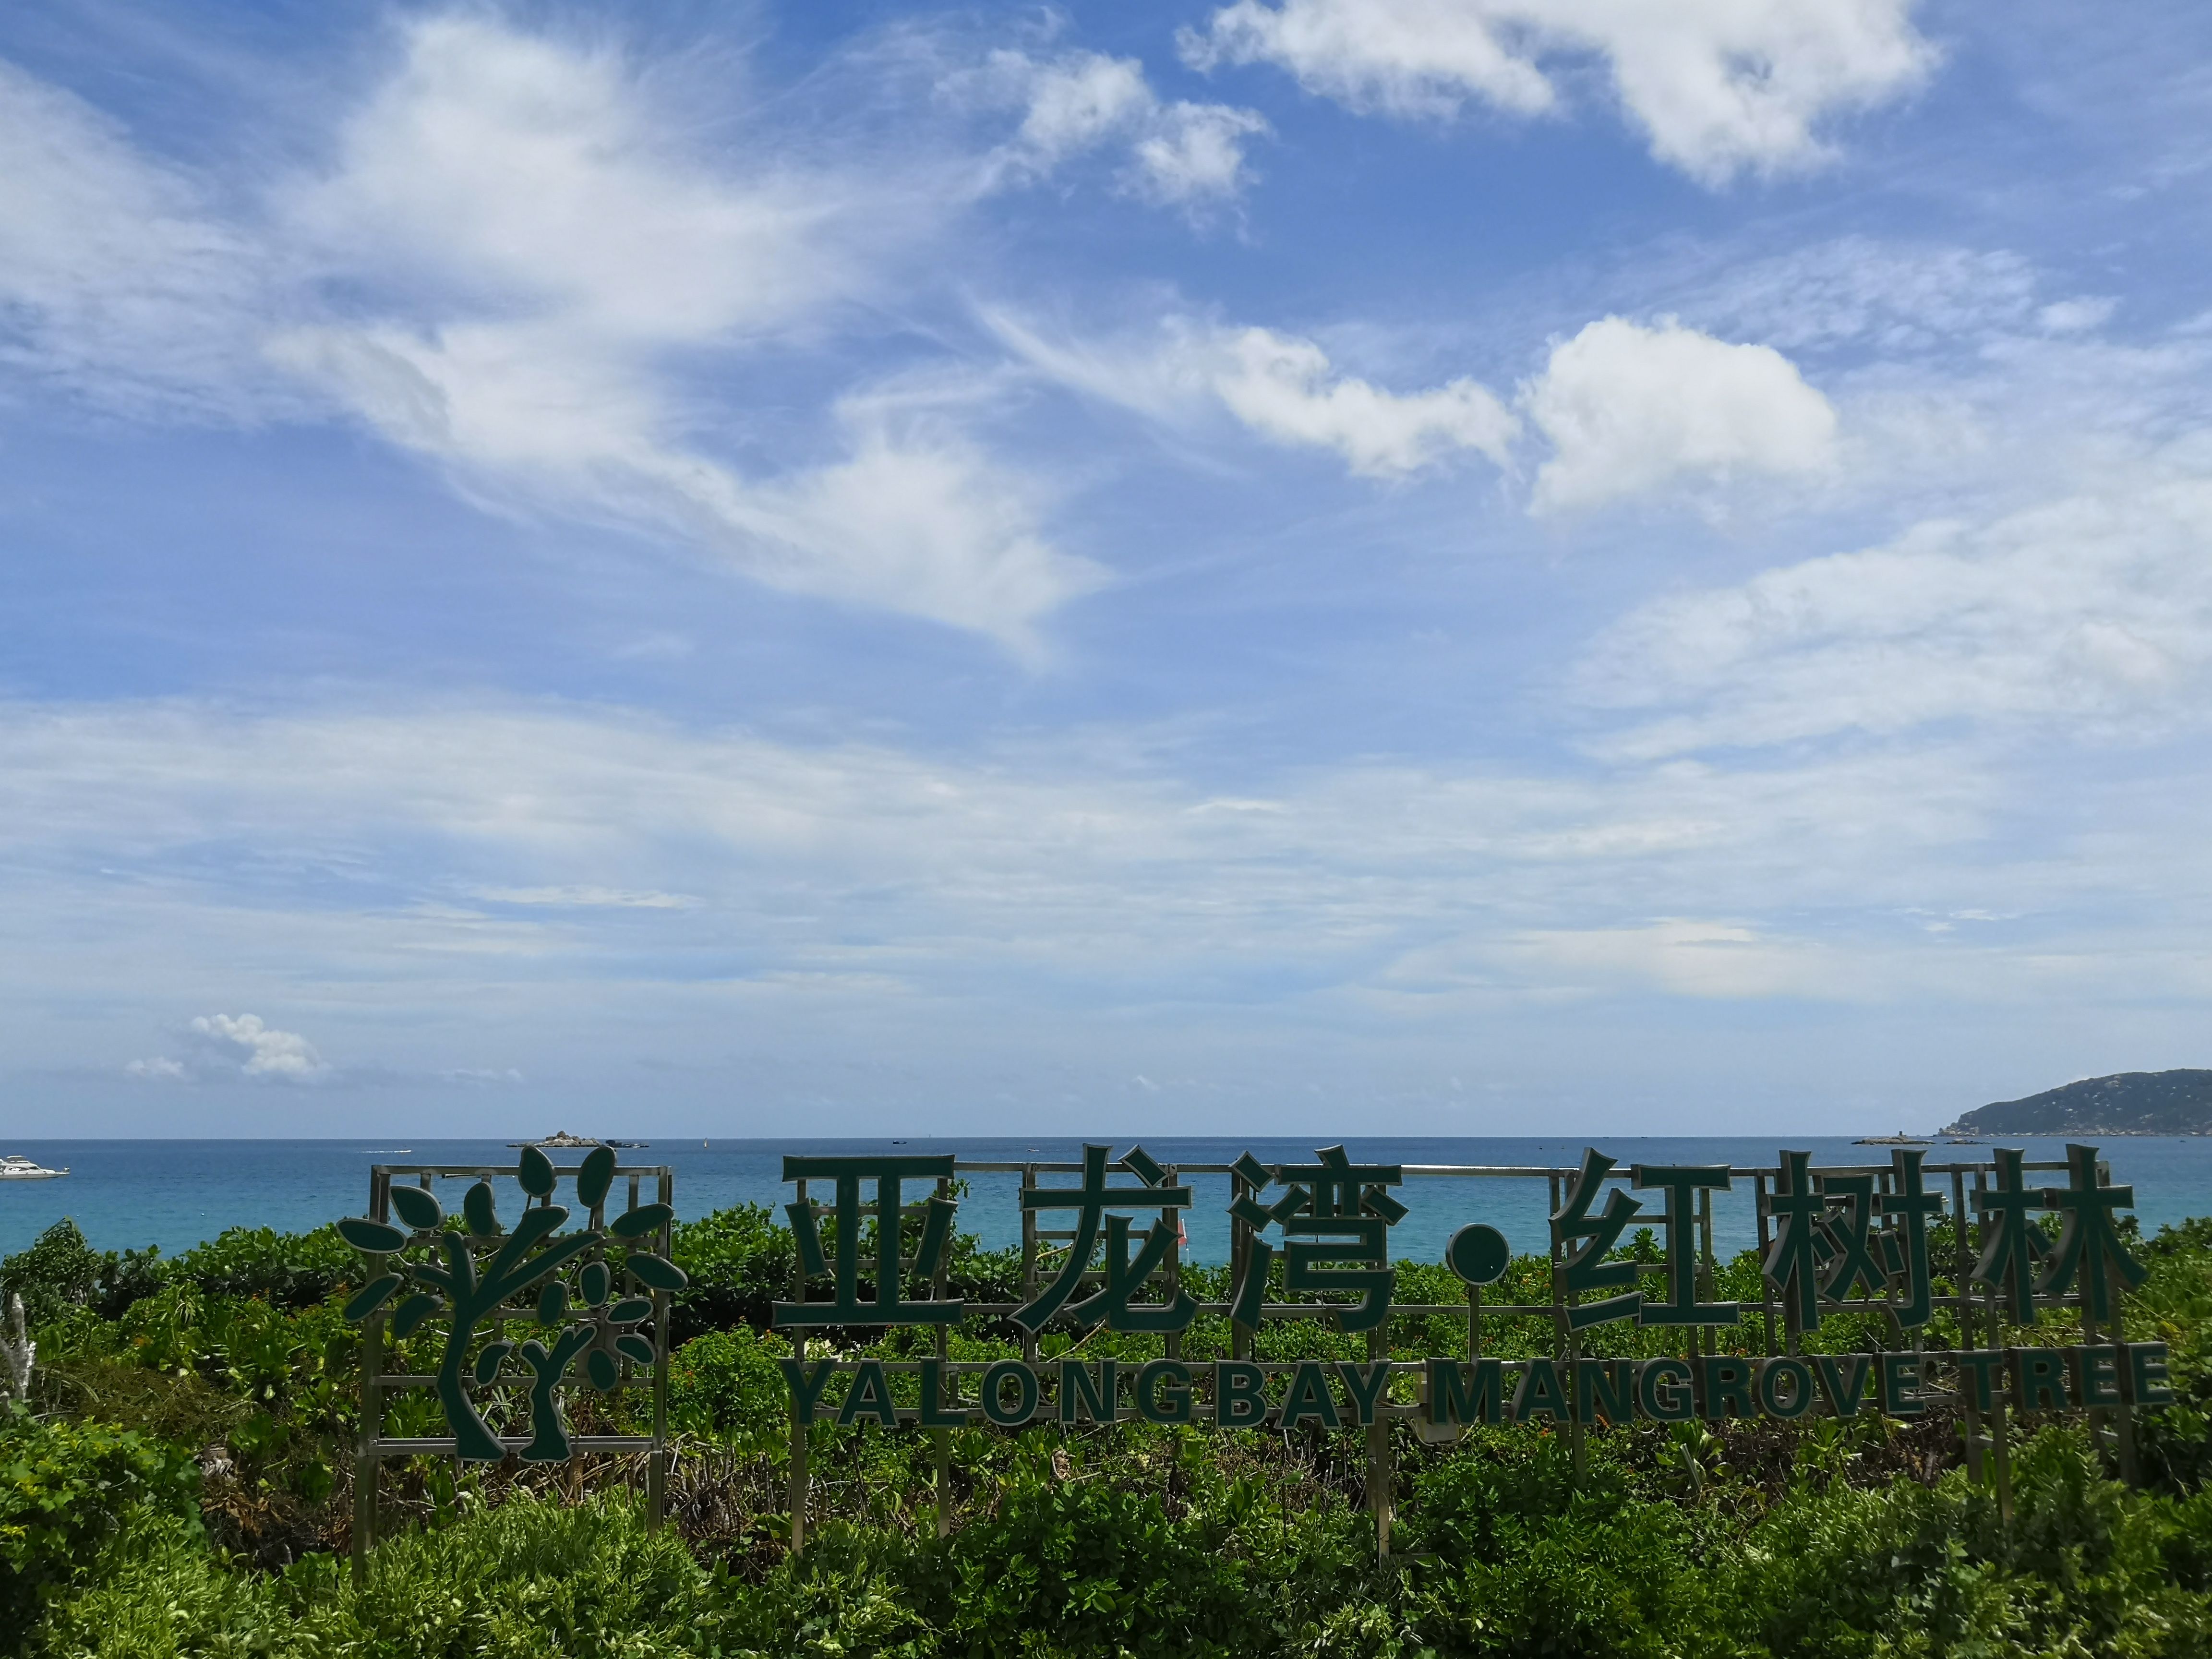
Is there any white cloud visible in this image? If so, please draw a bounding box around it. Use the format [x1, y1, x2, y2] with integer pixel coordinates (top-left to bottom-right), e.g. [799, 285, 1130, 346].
[281, 18, 846, 344]
[1577, 467, 2212, 756]
[989, 311, 1516, 477]
[0, 60, 273, 417]
[12, 684, 2212, 1123]
[0, 696, 2030, 1019]
[1128, 102, 1273, 205]
[2039, 297, 2117, 335]
[475, 886, 695, 909]
[998, 50, 1154, 166]
[996, 309, 1842, 503]
[1181, 0, 1934, 185]
[271, 320, 1100, 650]
[267, 19, 1101, 652]
[1210, 326, 1517, 475]
[130, 1013, 329, 1083]
[1522, 317, 1837, 512]
[963, 48, 1271, 206]
[1492, 919, 1867, 1000]
[0, 21, 1099, 649]
[194, 1013, 327, 1079]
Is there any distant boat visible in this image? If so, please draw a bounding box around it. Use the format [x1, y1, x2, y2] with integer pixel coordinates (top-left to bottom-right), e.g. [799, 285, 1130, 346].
[1853, 1131, 1932, 1145]
[505, 1131, 648, 1149]
[0, 1154, 67, 1180]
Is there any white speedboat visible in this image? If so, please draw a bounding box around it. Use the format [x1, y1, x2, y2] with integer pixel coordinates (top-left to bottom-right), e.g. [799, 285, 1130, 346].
[0, 1155, 66, 1180]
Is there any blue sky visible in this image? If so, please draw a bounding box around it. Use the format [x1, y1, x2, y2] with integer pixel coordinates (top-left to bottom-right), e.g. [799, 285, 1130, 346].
[4, 0, 2211, 1137]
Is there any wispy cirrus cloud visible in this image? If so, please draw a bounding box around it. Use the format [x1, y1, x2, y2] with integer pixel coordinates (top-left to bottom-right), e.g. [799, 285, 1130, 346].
[0, 694, 2116, 1017]
[0, 59, 278, 418]
[0, 16, 1112, 652]
[1577, 465, 2212, 758]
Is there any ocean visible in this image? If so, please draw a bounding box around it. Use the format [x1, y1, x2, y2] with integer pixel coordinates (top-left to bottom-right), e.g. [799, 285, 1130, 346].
[7, 1136, 2212, 1268]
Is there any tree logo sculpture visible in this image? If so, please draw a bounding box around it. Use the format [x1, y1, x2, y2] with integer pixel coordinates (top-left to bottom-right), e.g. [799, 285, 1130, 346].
[338, 1143, 686, 1462]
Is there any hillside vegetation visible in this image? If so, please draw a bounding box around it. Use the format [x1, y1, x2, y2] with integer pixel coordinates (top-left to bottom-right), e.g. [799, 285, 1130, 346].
[1948, 1069, 2212, 1136]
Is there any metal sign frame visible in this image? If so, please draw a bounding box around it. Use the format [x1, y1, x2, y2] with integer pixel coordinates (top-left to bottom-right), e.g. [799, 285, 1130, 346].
[349, 1156, 677, 1565]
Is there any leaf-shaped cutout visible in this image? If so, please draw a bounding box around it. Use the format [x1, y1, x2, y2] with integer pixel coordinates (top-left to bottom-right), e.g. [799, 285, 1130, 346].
[626, 1253, 688, 1292]
[463, 1180, 500, 1238]
[389, 1186, 443, 1231]
[586, 1349, 620, 1391]
[537, 1280, 568, 1327]
[609, 1203, 672, 1240]
[579, 1261, 611, 1308]
[338, 1217, 409, 1255]
[614, 1333, 655, 1366]
[503, 1203, 568, 1256]
[518, 1145, 556, 1199]
[607, 1297, 653, 1325]
[342, 1273, 404, 1322]
[390, 1293, 440, 1339]
[577, 1145, 617, 1212]
[474, 1340, 515, 1386]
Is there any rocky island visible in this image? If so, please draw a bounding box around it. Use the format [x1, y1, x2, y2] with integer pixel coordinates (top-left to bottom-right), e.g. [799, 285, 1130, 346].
[1943, 1068, 2212, 1136]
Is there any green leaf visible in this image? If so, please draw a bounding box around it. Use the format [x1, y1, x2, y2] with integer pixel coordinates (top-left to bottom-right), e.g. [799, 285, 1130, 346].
[518, 1145, 556, 1198]
[577, 1145, 617, 1211]
[390, 1293, 440, 1338]
[626, 1253, 688, 1292]
[343, 1273, 404, 1322]
[388, 1186, 443, 1231]
[609, 1202, 672, 1239]
[474, 1341, 515, 1385]
[586, 1349, 620, 1391]
[607, 1297, 653, 1324]
[614, 1334, 655, 1366]
[537, 1280, 568, 1326]
[579, 1261, 611, 1308]
[337, 1217, 408, 1255]
[463, 1180, 500, 1238]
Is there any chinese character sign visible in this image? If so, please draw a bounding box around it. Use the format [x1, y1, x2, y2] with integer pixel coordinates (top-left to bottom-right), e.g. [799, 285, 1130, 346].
[1016, 1144, 1194, 1334]
[1231, 1146, 1406, 1333]
[749, 1141, 2159, 1437]
[773, 1154, 963, 1328]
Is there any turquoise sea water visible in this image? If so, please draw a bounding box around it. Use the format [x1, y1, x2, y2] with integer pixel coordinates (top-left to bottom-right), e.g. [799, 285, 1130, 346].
[6, 1136, 2212, 1268]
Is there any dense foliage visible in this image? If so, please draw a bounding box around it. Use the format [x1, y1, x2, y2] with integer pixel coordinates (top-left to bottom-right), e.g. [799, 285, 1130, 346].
[9, 1198, 2212, 1657]
[0, 1404, 197, 1649]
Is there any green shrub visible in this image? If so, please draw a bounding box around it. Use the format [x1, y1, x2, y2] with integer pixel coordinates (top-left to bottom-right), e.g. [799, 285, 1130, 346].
[1728, 1429, 2212, 1658]
[37, 1204, 2212, 1657]
[43, 1493, 704, 1659]
[0, 1404, 198, 1651]
[669, 1205, 794, 1343]
[33, 1520, 304, 1658]
[1397, 1437, 1717, 1658]
[0, 1221, 162, 1328]
[917, 1451, 1275, 1657]
[169, 1225, 361, 1311]
[669, 1326, 792, 1452]
[691, 1522, 936, 1658]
